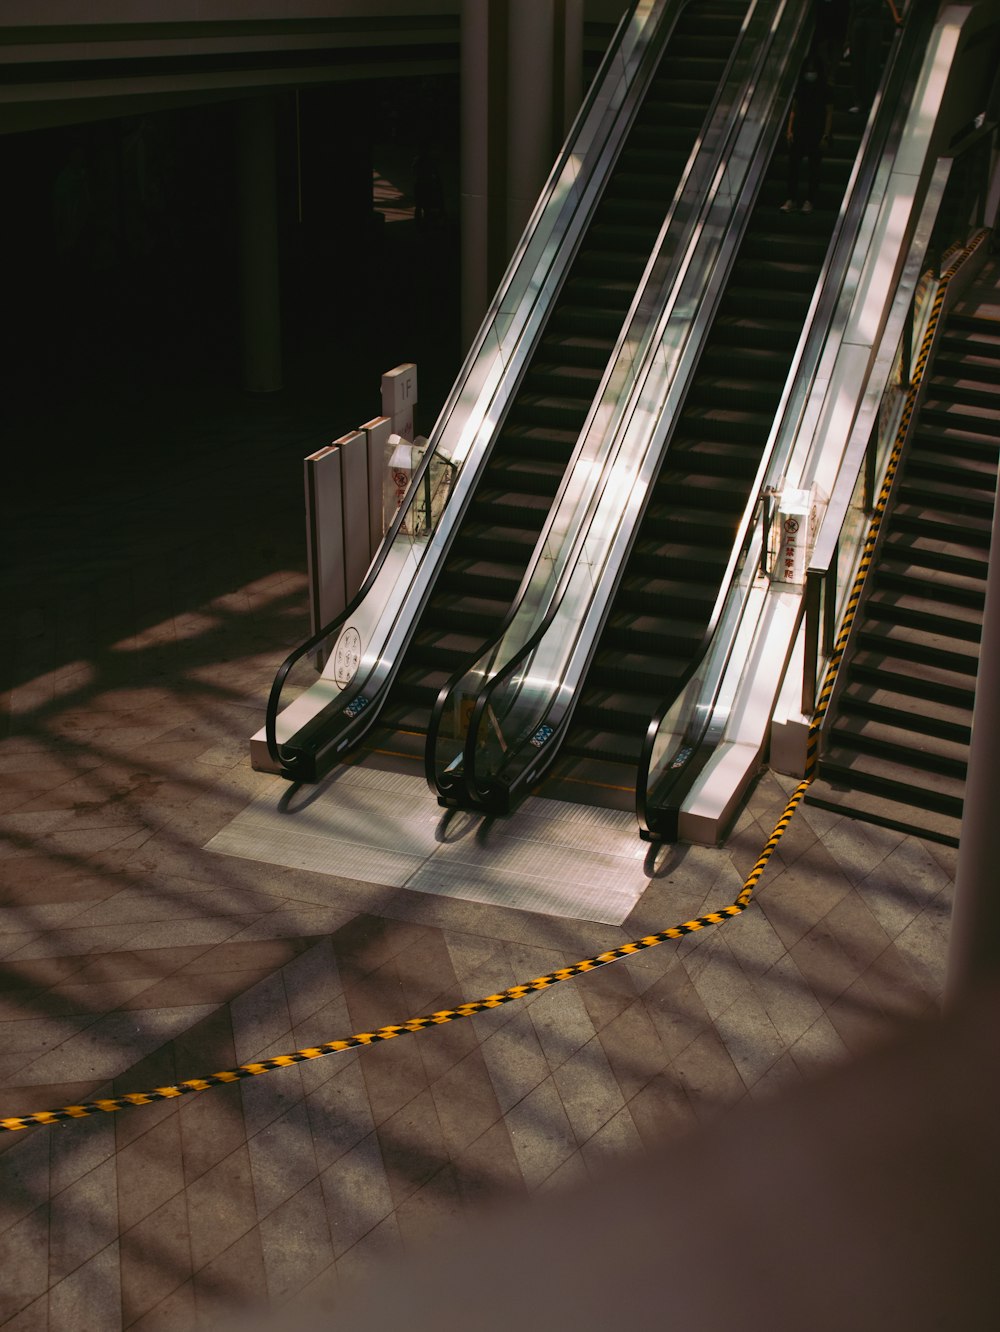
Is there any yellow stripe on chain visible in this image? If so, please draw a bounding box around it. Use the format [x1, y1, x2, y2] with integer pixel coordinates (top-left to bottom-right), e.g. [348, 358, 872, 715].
[0, 781, 812, 1134]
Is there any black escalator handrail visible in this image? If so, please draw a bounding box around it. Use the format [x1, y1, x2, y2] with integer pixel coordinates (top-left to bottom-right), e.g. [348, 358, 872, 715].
[264, 442, 442, 774]
[462, 597, 567, 807]
[635, 3, 932, 838]
[266, 0, 660, 777]
[428, 0, 789, 809]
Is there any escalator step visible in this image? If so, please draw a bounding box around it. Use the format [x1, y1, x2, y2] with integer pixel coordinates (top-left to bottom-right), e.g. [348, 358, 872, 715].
[666, 436, 764, 476]
[711, 314, 803, 351]
[730, 257, 820, 292]
[616, 575, 719, 615]
[524, 361, 604, 395]
[457, 520, 544, 559]
[684, 378, 787, 413]
[605, 610, 706, 654]
[561, 727, 645, 766]
[673, 404, 773, 443]
[537, 333, 615, 368]
[504, 392, 596, 430]
[652, 471, 750, 508]
[424, 593, 510, 635]
[501, 424, 579, 453]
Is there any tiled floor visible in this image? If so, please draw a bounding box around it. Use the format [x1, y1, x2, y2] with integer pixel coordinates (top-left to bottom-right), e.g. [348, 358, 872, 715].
[0, 363, 959, 1329]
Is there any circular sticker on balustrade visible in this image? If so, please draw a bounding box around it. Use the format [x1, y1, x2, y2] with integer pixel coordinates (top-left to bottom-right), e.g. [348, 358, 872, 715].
[333, 627, 362, 688]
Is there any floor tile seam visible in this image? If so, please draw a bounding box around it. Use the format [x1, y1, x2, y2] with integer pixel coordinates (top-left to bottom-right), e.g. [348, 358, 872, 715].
[0, 901, 161, 962]
[425, 1074, 508, 1164]
[356, 1054, 428, 1134]
[859, 933, 944, 1006]
[784, 931, 870, 1012]
[7, 994, 219, 1086]
[754, 860, 857, 941]
[742, 946, 820, 1017]
[521, 1133, 589, 1197]
[855, 858, 953, 923]
[0, 1006, 112, 1084]
[321, 1144, 396, 1262]
[545, 1052, 630, 1155]
[711, 992, 788, 1097]
[525, 997, 596, 1080]
[847, 887, 939, 951]
[0, 1202, 51, 1324]
[784, 1008, 852, 1079]
[44, 1228, 124, 1307]
[277, 943, 346, 1042]
[250, 1165, 335, 1265]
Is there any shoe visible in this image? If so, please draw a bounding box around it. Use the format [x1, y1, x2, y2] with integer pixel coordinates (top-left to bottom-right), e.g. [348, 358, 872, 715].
[801, 200, 813, 214]
[780, 199, 797, 213]
[848, 104, 861, 114]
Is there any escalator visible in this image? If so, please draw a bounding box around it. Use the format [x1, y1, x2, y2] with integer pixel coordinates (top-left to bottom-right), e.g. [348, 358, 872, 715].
[806, 298, 1000, 846]
[537, 61, 868, 808]
[361, 0, 749, 766]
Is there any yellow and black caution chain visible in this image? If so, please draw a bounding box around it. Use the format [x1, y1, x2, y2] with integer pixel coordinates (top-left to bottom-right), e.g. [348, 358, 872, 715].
[0, 781, 808, 1133]
[2, 231, 986, 1136]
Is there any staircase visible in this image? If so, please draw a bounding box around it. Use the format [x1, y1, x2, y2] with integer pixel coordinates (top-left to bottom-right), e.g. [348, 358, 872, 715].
[807, 305, 1000, 846]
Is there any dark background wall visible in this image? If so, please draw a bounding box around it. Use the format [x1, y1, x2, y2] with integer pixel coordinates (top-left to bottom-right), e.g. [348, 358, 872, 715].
[1, 73, 462, 429]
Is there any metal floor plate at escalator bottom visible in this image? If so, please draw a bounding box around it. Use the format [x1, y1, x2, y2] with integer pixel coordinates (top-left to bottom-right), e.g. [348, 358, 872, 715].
[205, 762, 657, 926]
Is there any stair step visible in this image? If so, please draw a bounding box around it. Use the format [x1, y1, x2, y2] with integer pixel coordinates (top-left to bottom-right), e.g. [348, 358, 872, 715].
[849, 652, 977, 710]
[871, 569, 986, 613]
[817, 743, 965, 815]
[828, 714, 968, 777]
[891, 508, 992, 548]
[838, 685, 971, 742]
[880, 531, 988, 580]
[805, 781, 960, 847]
[864, 588, 984, 641]
[855, 626, 980, 676]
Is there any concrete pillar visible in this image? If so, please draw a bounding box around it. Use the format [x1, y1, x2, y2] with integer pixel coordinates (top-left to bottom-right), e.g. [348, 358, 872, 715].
[460, 0, 493, 352]
[237, 96, 282, 394]
[559, 0, 585, 138]
[946, 488, 1000, 1004]
[506, 0, 556, 253]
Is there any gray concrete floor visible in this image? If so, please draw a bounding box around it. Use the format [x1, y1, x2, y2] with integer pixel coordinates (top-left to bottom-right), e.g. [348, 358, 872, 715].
[0, 367, 956, 1329]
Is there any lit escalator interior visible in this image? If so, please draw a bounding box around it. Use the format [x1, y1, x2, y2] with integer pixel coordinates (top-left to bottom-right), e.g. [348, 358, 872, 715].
[807, 301, 1000, 847]
[538, 59, 867, 810]
[361, 0, 748, 768]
